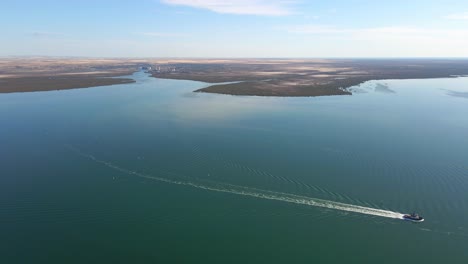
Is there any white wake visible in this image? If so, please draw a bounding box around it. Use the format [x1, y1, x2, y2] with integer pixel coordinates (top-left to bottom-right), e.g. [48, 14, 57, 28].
[69, 146, 405, 220]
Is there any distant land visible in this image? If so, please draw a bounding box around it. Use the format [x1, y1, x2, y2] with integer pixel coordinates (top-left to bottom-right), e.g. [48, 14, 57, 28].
[0, 58, 137, 93]
[151, 59, 468, 97]
[1, 58, 468, 96]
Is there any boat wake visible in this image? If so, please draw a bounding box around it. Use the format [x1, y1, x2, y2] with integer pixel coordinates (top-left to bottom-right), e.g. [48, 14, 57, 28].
[67, 145, 405, 220]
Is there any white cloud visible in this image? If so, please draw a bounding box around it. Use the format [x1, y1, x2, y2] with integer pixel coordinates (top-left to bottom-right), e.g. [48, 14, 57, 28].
[278, 24, 468, 57]
[282, 24, 468, 39]
[161, 0, 295, 16]
[140, 32, 188, 37]
[30, 31, 66, 38]
[443, 12, 468, 20]
[282, 25, 350, 34]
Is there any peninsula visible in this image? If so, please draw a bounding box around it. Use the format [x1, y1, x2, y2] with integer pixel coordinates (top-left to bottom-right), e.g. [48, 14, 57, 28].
[150, 59, 468, 97]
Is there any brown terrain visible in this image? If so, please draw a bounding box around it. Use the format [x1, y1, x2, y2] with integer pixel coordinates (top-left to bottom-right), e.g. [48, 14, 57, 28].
[0, 57, 141, 93]
[2, 58, 468, 96]
[150, 59, 468, 96]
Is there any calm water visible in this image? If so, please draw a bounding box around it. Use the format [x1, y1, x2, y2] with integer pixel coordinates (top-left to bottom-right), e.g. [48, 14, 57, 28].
[1, 72, 468, 263]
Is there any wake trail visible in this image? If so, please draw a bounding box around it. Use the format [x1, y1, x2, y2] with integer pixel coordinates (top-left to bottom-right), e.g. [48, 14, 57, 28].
[67, 145, 405, 220]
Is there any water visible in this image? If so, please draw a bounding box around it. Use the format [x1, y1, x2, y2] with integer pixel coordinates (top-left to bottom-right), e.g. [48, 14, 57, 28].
[1, 72, 468, 263]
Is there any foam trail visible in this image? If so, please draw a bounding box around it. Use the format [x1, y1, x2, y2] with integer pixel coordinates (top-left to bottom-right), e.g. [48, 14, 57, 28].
[68, 145, 405, 220]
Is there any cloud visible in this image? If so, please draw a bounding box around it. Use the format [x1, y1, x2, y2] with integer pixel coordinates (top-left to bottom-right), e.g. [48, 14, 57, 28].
[140, 32, 188, 37]
[30, 31, 65, 38]
[282, 25, 433, 35]
[277, 24, 468, 57]
[161, 0, 295, 16]
[281, 24, 468, 39]
[282, 25, 350, 34]
[443, 12, 468, 20]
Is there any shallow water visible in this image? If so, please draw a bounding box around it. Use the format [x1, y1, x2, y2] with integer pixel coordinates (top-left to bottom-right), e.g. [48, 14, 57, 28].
[1, 72, 468, 263]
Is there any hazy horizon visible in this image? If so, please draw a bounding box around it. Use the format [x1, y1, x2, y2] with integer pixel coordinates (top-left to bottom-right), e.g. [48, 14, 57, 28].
[2, 0, 468, 57]
[4, 56, 468, 59]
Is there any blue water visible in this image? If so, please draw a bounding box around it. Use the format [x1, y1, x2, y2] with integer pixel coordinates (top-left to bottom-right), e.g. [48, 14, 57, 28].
[1, 72, 468, 263]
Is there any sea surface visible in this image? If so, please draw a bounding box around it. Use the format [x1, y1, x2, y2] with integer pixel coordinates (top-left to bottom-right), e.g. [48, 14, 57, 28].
[1, 72, 468, 263]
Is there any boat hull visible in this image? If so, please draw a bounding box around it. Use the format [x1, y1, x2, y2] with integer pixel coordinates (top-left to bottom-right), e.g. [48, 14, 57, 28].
[402, 215, 424, 223]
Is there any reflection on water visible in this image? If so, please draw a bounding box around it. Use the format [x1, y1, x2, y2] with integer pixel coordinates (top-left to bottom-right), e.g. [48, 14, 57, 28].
[348, 81, 396, 94]
[374, 83, 395, 93]
[446, 90, 468, 99]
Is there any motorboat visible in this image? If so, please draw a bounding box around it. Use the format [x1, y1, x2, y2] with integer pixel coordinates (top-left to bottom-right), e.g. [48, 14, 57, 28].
[403, 212, 424, 222]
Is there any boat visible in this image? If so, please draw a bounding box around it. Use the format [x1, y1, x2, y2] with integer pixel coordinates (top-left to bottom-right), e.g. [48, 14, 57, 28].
[403, 212, 424, 222]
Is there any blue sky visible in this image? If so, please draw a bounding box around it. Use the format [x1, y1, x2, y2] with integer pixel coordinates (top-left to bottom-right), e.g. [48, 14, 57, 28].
[2, 0, 468, 57]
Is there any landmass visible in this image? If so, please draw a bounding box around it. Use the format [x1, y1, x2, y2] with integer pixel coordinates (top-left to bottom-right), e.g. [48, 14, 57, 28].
[150, 59, 468, 97]
[0, 57, 139, 93]
[2, 58, 468, 96]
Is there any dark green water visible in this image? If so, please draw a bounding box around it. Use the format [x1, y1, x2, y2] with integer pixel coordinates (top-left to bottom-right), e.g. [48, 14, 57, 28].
[1, 72, 468, 263]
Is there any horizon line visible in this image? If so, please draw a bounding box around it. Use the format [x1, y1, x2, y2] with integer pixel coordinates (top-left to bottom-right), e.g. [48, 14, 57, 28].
[2, 55, 468, 60]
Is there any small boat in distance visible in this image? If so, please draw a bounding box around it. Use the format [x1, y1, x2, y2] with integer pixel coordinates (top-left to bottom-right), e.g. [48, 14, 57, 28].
[403, 212, 424, 223]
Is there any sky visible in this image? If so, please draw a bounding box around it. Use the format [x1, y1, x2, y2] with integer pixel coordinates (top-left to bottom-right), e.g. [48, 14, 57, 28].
[2, 0, 468, 57]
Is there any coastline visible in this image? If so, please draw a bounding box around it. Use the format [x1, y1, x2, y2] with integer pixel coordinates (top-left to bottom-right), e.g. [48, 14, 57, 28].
[151, 59, 468, 97]
[0, 57, 140, 93]
[0, 74, 135, 93]
[2, 58, 468, 96]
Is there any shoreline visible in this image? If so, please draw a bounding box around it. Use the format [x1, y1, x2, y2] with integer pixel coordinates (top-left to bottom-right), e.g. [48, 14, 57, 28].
[2, 58, 468, 96]
[150, 59, 468, 97]
[0, 74, 135, 94]
[0, 57, 145, 93]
